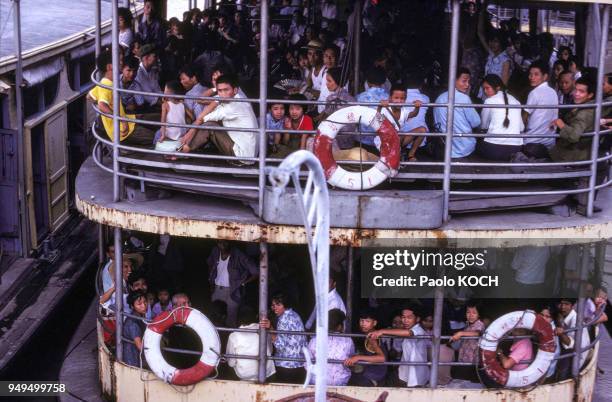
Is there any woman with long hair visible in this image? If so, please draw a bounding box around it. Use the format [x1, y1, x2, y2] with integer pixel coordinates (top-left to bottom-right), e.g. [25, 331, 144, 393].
[477, 74, 524, 161]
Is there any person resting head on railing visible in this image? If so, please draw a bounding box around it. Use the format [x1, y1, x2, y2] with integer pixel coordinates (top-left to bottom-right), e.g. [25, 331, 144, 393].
[122, 291, 149, 368]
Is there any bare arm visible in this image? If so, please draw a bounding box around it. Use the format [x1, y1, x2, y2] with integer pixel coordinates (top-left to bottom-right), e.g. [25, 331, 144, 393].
[160, 101, 169, 139]
[501, 61, 511, 85]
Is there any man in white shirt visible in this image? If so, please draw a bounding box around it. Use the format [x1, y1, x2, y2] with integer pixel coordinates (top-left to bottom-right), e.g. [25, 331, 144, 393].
[369, 305, 430, 387]
[181, 74, 258, 163]
[226, 308, 276, 380]
[522, 60, 558, 156]
[305, 272, 346, 330]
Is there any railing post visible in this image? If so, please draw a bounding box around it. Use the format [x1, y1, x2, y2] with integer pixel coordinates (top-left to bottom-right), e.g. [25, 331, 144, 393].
[95, 0, 101, 58]
[257, 0, 269, 218]
[442, 0, 460, 222]
[345, 247, 354, 331]
[111, 0, 121, 203]
[429, 282, 445, 388]
[572, 244, 589, 378]
[114, 226, 124, 362]
[12, 0, 30, 257]
[258, 242, 269, 383]
[98, 224, 106, 266]
[586, 4, 609, 217]
[352, 0, 361, 96]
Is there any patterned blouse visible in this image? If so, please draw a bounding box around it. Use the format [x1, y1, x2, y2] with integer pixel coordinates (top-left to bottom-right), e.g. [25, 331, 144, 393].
[457, 319, 485, 363]
[274, 308, 307, 368]
[307, 335, 354, 386]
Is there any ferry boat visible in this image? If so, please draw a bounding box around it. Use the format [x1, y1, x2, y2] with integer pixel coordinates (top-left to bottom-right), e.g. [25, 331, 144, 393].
[3, 0, 612, 401]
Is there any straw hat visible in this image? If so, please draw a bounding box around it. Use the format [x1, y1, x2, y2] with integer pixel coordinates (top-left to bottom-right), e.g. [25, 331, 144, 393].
[302, 39, 324, 51]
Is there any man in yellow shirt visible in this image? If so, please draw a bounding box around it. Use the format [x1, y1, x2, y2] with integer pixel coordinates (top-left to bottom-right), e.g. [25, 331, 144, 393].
[88, 48, 155, 145]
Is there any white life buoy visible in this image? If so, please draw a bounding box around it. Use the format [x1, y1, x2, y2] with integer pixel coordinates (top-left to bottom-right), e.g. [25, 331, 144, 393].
[143, 307, 220, 386]
[479, 310, 556, 388]
[313, 106, 400, 190]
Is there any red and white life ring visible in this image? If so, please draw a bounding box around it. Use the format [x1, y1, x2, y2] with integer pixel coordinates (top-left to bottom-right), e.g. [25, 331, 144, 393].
[479, 310, 555, 388]
[143, 307, 220, 386]
[313, 106, 400, 190]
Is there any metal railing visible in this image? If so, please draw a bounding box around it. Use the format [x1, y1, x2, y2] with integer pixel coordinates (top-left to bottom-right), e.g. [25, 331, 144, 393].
[89, 3, 611, 223]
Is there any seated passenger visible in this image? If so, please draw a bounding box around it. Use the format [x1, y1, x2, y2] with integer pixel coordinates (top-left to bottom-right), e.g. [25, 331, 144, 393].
[549, 77, 596, 162]
[267, 100, 286, 154]
[450, 301, 485, 382]
[377, 84, 422, 161]
[402, 74, 431, 162]
[181, 74, 258, 162]
[307, 309, 354, 386]
[433, 67, 481, 159]
[153, 81, 193, 155]
[179, 64, 208, 118]
[344, 309, 387, 387]
[356, 67, 390, 154]
[584, 286, 609, 325]
[118, 7, 134, 50]
[496, 328, 533, 371]
[151, 288, 173, 317]
[369, 305, 429, 387]
[133, 44, 163, 111]
[127, 273, 153, 319]
[88, 49, 155, 145]
[226, 308, 276, 381]
[270, 94, 313, 157]
[521, 60, 558, 157]
[119, 56, 140, 113]
[557, 70, 575, 119]
[477, 74, 524, 161]
[259, 293, 307, 384]
[122, 291, 149, 368]
[316, 45, 339, 114]
[137, 0, 165, 49]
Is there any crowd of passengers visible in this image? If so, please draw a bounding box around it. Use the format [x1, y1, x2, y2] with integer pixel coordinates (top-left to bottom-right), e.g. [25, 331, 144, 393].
[99, 233, 610, 388]
[89, 0, 612, 174]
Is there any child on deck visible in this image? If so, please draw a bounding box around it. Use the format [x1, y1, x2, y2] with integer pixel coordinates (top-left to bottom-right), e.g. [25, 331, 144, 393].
[152, 288, 174, 317]
[154, 80, 193, 157]
[267, 101, 286, 154]
[270, 94, 314, 158]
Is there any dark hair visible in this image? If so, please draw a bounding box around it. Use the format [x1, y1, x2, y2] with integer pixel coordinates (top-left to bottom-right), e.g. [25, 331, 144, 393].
[179, 64, 198, 79]
[400, 303, 422, 318]
[529, 60, 549, 76]
[329, 309, 346, 331]
[326, 67, 343, 87]
[465, 300, 481, 314]
[118, 7, 133, 27]
[482, 74, 510, 128]
[216, 73, 239, 89]
[575, 77, 595, 95]
[165, 80, 186, 95]
[567, 55, 582, 70]
[123, 55, 139, 70]
[366, 67, 386, 86]
[487, 29, 507, 47]
[558, 45, 572, 56]
[128, 272, 147, 288]
[271, 292, 292, 309]
[127, 290, 147, 308]
[553, 59, 570, 72]
[403, 71, 424, 89]
[559, 69, 574, 78]
[324, 44, 340, 58]
[606, 73, 612, 85]
[389, 83, 407, 97]
[456, 66, 471, 78]
[358, 308, 378, 321]
[287, 93, 307, 112]
[96, 48, 113, 72]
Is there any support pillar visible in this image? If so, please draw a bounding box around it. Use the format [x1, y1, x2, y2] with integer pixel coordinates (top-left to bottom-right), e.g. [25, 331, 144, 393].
[257, 242, 269, 383]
